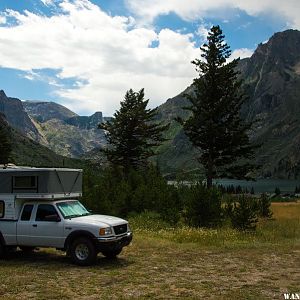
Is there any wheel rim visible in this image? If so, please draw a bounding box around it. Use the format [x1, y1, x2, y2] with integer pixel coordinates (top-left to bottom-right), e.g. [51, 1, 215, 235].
[75, 243, 89, 261]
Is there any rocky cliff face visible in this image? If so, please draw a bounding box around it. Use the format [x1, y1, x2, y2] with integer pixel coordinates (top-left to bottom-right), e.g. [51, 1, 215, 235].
[65, 111, 103, 129]
[156, 29, 300, 178]
[240, 29, 300, 178]
[0, 90, 42, 141]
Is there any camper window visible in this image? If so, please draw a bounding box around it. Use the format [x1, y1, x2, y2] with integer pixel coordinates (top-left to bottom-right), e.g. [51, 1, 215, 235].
[0, 201, 4, 218]
[13, 176, 37, 189]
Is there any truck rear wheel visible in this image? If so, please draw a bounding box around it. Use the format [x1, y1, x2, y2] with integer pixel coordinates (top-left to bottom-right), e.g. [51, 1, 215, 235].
[101, 248, 122, 259]
[19, 246, 35, 253]
[0, 243, 6, 259]
[70, 237, 97, 266]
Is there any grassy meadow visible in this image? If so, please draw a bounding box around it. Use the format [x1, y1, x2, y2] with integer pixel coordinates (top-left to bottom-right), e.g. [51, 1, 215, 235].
[0, 202, 299, 299]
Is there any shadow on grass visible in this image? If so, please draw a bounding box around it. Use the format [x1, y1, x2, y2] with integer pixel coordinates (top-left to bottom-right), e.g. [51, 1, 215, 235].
[2, 249, 133, 270]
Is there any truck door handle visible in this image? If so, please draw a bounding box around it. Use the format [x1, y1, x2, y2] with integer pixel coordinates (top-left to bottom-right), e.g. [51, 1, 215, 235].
[32, 224, 37, 227]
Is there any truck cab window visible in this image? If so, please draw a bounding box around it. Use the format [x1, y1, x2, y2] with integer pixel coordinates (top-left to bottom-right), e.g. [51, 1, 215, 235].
[21, 204, 34, 221]
[36, 204, 59, 222]
[0, 201, 4, 218]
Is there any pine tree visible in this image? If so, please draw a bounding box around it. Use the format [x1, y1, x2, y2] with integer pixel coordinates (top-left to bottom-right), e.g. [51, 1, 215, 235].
[0, 114, 12, 165]
[274, 187, 281, 196]
[226, 195, 258, 231]
[178, 25, 257, 188]
[257, 193, 272, 218]
[99, 89, 168, 172]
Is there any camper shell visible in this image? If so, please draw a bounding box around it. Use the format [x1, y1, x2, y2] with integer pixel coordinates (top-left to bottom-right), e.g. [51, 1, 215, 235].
[0, 166, 82, 220]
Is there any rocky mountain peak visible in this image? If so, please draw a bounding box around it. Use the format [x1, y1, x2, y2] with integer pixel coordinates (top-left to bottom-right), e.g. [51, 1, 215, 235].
[23, 101, 78, 123]
[65, 111, 103, 130]
[0, 90, 6, 97]
[0, 90, 40, 140]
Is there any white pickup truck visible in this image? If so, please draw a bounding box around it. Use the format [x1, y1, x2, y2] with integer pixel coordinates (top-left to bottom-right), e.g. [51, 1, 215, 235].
[0, 166, 132, 266]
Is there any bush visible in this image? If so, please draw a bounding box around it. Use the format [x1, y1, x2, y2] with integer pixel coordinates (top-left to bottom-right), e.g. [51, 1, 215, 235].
[82, 166, 181, 224]
[181, 184, 223, 228]
[257, 193, 273, 218]
[225, 195, 258, 231]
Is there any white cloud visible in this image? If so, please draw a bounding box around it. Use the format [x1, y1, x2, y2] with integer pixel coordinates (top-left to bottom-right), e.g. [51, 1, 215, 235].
[126, 0, 300, 29]
[0, 15, 6, 25]
[230, 48, 254, 61]
[196, 23, 210, 42]
[40, 0, 55, 6]
[0, 0, 199, 115]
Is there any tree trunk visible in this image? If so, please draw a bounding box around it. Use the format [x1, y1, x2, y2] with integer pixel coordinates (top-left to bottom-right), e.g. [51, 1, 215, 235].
[207, 153, 213, 188]
[206, 173, 213, 189]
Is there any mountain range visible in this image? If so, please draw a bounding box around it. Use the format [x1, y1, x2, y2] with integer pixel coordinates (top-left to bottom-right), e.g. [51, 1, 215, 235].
[1, 29, 300, 178]
[0, 91, 107, 159]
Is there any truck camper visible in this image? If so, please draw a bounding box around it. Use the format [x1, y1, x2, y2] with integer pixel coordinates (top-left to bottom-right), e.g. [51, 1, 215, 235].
[0, 165, 132, 265]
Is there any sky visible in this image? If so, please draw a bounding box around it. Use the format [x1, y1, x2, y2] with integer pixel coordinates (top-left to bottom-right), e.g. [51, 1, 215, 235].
[0, 0, 298, 116]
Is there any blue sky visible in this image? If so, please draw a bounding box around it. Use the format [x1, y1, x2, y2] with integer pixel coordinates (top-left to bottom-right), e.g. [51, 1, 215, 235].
[0, 0, 297, 115]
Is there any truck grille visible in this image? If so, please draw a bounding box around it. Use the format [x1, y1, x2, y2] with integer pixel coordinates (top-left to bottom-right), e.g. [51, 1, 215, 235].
[113, 224, 128, 235]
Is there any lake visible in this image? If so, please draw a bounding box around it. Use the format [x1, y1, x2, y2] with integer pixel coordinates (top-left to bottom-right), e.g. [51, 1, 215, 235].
[214, 178, 300, 194]
[169, 178, 300, 194]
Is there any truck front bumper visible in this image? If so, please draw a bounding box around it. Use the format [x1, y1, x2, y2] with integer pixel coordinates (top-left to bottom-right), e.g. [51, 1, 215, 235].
[95, 231, 133, 252]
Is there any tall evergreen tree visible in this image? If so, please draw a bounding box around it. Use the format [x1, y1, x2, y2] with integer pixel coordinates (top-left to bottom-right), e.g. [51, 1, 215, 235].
[99, 89, 168, 171]
[0, 113, 12, 165]
[179, 25, 257, 188]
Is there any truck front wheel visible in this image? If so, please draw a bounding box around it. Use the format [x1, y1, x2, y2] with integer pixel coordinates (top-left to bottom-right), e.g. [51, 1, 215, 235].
[101, 248, 122, 259]
[69, 237, 97, 266]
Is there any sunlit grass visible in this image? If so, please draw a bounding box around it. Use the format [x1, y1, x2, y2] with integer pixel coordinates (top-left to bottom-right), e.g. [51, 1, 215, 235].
[129, 202, 300, 249]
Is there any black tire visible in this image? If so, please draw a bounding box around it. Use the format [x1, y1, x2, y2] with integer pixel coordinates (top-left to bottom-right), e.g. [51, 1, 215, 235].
[69, 237, 97, 266]
[19, 246, 35, 253]
[0, 243, 6, 259]
[101, 248, 122, 259]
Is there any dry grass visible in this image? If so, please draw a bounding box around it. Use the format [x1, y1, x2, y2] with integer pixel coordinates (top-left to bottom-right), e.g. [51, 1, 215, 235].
[0, 203, 299, 300]
[272, 201, 300, 219]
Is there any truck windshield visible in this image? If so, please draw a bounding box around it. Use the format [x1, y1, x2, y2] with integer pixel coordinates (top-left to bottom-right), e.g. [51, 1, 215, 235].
[56, 200, 91, 219]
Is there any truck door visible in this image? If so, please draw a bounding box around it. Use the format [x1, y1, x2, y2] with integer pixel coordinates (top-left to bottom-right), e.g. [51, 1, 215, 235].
[30, 204, 65, 248]
[17, 204, 35, 246]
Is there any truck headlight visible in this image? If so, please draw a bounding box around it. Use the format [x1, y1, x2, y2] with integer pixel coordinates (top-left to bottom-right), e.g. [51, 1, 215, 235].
[99, 227, 112, 236]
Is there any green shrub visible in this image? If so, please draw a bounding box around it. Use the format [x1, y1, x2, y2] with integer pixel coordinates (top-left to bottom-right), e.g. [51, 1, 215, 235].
[181, 184, 223, 228]
[226, 195, 258, 231]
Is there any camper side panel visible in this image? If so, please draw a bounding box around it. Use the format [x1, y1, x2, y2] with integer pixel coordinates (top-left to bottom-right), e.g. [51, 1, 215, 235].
[0, 173, 12, 193]
[0, 222, 17, 245]
[0, 195, 16, 220]
[0, 195, 17, 245]
[48, 170, 82, 194]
